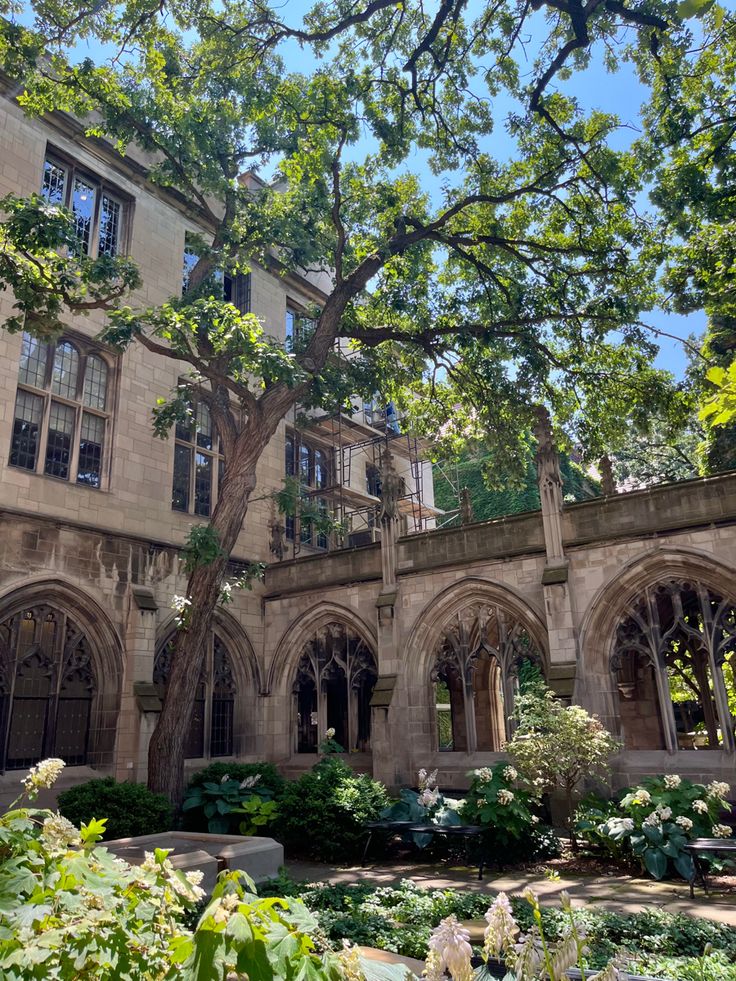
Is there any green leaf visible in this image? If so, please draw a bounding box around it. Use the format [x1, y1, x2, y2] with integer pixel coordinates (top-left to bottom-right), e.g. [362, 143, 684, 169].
[643, 847, 668, 879]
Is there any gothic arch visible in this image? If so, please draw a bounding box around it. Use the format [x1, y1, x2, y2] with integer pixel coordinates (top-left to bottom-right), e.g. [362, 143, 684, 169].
[0, 577, 124, 769]
[405, 578, 548, 755]
[578, 547, 736, 754]
[405, 577, 548, 680]
[155, 607, 261, 758]
[266, 602, 377, 696]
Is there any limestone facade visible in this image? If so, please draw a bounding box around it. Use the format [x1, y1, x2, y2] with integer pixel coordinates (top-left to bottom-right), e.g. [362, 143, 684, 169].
[1, 91, 735, 800]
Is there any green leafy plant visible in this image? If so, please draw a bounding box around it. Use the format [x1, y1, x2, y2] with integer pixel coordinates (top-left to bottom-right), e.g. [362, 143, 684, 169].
[460, 763, 556, 861]
[57, 777, 172, 840]
[319, 727, 345, 754]
[276, 757, 389, 862]
[574, 793, 624, 856]
[508, 686, 620, 851]
[0, 758, 346, 981]
[182, 773, 277, 835]
[232, 797, 280, 836]
[596, 775, 733, 880]
[182, 762, 285, 834]
[380, 768, 464, 847]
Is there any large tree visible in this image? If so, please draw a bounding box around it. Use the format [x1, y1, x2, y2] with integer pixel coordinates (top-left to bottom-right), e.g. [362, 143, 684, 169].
[0, 0, 712, 801]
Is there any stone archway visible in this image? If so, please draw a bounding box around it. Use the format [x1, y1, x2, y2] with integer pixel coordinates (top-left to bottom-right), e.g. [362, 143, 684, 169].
[0, 578, 124, 770]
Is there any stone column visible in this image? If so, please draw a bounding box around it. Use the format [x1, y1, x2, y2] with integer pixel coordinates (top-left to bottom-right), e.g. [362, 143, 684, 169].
[533, 408, 578, 699]
[371, 447, 405, 787]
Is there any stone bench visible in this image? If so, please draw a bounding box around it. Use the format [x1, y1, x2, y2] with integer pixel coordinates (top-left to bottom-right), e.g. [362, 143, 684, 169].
[105, 831, 283, 893]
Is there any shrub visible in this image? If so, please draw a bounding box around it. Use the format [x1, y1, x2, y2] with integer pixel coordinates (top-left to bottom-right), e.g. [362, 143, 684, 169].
[508, 686, 620, 851]
[57, 777, 172, 840]
[380, 767, 464, 847]
[276, 757, 389, 862]
[461, 763, 539, 850]
[182, 761, 286, 834]
[594, 775, 733, 880]
[1, 760, 336, 981]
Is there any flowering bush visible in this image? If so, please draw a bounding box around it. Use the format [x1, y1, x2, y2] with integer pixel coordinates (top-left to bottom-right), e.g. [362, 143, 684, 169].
[319, 727, 346, 754]
[507, 686, 620, 851]
[594, 775, 732, 880]
[0, 760, 338, 981]
[460, 764, 559, 862]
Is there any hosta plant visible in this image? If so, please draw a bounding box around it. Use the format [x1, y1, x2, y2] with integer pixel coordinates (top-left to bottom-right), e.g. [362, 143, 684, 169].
[381, 768, 464, 847]
[182, 772, 278, 834]
[596, 775, 732, 880]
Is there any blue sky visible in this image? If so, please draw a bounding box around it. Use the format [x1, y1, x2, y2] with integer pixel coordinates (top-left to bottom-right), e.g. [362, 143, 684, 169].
[49, 1, 702, 379]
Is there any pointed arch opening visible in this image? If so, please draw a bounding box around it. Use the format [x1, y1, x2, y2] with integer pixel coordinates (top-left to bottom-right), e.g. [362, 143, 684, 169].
[610, 579, 736, 752]
[293, 623, 377, 753]
[430, 601, 543, 753]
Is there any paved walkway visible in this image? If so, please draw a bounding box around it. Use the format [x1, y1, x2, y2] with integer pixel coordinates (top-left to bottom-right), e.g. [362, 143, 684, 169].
[285, 858, 736, 926]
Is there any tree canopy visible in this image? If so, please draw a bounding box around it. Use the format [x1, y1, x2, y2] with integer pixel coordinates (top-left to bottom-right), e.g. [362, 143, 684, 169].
[0, 0, 732, 798]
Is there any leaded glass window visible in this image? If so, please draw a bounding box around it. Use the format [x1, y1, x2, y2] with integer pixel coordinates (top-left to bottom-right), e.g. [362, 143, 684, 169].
[0, 606, 96, 770]
[9, 332, 113, 489]
[283, 430, 333, 551]
[154, 632, 236, 759]
[171, 399, 223, 517]
[40, 152, 127, 258]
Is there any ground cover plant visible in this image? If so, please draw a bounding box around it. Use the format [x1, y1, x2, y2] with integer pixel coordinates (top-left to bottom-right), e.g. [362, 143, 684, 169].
[576, 776, 733, 880]
[261, 876, 736, 979]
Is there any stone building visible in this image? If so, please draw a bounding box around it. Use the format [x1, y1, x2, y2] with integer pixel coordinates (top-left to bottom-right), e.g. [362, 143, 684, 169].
[1, 84, 735, 802]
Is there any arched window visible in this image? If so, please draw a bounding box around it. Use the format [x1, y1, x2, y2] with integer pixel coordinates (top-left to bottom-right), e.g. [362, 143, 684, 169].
[611, 580, 736, 753]
[154, 632, 236, 759]
[431, 603, 542, 753]
[294, 624, 377, 753]
[0, 605, 96, 769]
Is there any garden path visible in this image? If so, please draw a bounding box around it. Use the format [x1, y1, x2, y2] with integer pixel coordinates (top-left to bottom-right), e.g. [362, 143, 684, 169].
[285, 859, 736, 926]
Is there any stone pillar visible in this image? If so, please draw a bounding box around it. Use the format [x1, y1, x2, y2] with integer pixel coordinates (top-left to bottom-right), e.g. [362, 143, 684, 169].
[371, 447, 406, 787]
[533, 408, 577, 698]
[118, 583, 160, 783]
[599, 454, 616, 496]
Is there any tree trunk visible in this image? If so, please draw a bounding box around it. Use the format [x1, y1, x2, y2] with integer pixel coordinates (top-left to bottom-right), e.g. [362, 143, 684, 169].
[566, 785, 578, 853]
[148, 461, 258, 804]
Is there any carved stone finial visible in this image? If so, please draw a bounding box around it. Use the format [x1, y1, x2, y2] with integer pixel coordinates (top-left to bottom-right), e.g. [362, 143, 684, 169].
[378, 447, 404, 523]
[459, 487, 475, 525]
[599, 454, 616, 496]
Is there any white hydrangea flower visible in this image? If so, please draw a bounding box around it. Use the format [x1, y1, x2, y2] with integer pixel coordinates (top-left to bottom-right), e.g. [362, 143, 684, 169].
[483, 892, 517, 960]
[338, 941, 365, 981]
[22, 758, 65, 794]
[713, 824, 733, 838]
[325, 727, 336, 739]
[40, 813, 81, 853]
[643, 811, 661, 827]
[707, 781, 731, 801]
[664, 774, 681, 790]
[503, 766, 518, 782]
[497, 789, 514, 805]
[620, 788, 651, 808]
[475, 767, 493, 784]
[676, 816, 693, 831]
[185, 869, 204, 887]
[693, 799, 709, 814]
[426, 915, 473, 981]
[621, 818, 635, 831]
[657, 805, 672, 821]
[530, 814, 540, 825]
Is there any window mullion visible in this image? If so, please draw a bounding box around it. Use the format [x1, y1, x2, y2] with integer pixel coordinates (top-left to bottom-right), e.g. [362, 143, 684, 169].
[36, 392, 53, 475]
[189, 444, 196, 515]
[69, 404, 83, 483]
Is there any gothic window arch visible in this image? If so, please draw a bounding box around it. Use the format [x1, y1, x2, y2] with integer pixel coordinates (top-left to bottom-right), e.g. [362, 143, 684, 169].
[431, 602, 543, 753]
[154, 632, 236, 759]
[611, 579, 736, 753]
[0, 605, 96, 769]
[293, 624, 377, 753]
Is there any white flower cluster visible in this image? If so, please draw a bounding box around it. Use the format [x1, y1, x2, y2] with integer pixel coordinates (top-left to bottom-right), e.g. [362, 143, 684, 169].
[503, 766, 518, 782]
[497, 789, 514, 806]
[418, 768, 438, 792]
[676, 816, 693, 831]
[713, 824, 733, 838]
[139, 850, 206, 901]
[338, 941, 365, 981]
[40, 813, 81, 853]
[172, 594, 191, 626]
[475, 767, 493, 784]
[420, 787, 440, 809]
[483, 892, 517, 960]
[620, 818, 635, 831]
[240, 774, 261, 790]
[692, 799, 709, 814]
[664, 774, 681, 790]
[325, 727, 336, 740]
[643, 811, 661, 827]
[620, 788, 651, 808]
[707, 781, 731, 801]
[425, 915, 473, 981]
[22, 758, 65, 795]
